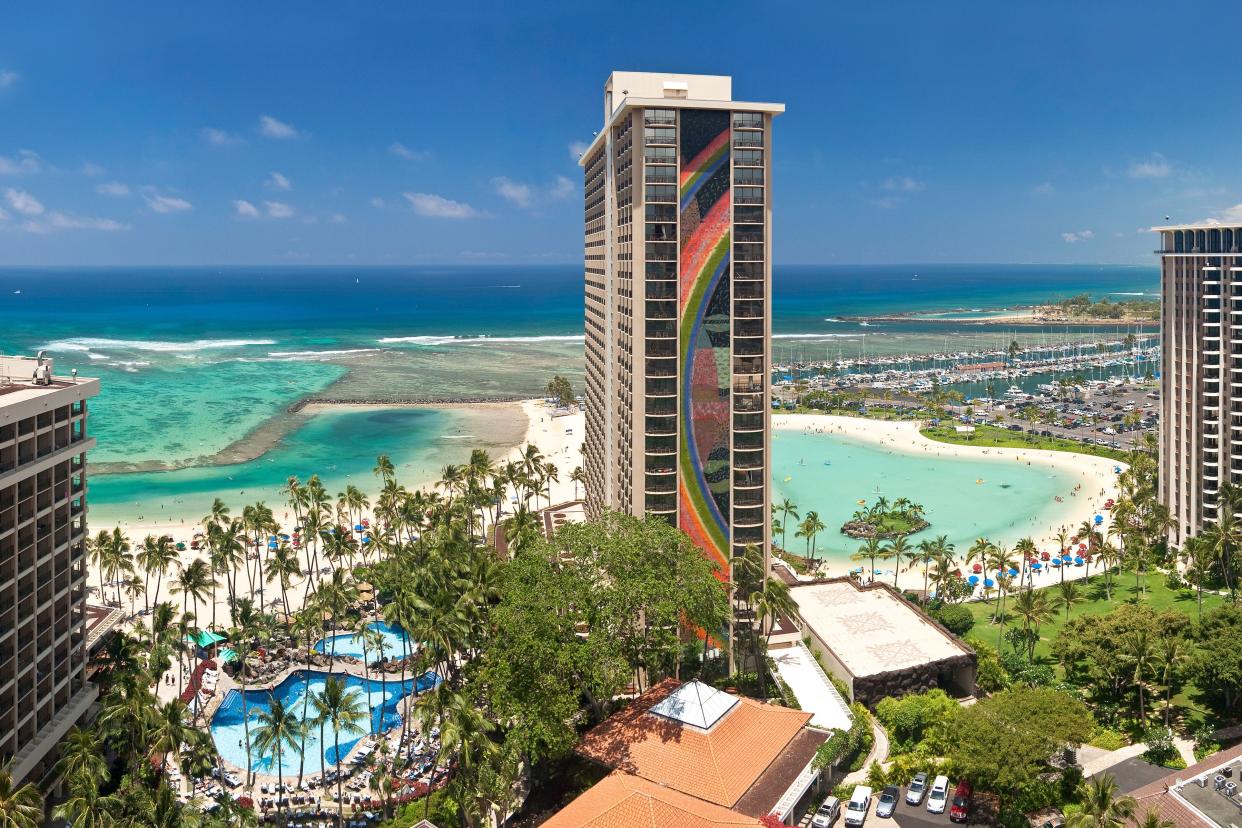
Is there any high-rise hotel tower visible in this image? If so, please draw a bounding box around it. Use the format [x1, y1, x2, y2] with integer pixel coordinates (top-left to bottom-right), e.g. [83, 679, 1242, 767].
[1156, 222, 1242, 548]
[579, 72, 783, 579]
[0, 354, 98, 783]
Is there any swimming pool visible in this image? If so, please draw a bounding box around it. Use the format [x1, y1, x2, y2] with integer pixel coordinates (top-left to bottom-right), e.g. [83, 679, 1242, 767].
[210, 669, 437, 777]
[313, 620, 412, 661]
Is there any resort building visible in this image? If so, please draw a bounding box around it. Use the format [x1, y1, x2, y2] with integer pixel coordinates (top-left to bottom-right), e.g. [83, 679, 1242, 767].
[0, 353, 99, 784]
[546, 677, 829, 827]
[578, 71, 784, 584]
[1124, 741, 1242, 828]
[789, 579, 977, 706]
[1155, 223, 1242, 547]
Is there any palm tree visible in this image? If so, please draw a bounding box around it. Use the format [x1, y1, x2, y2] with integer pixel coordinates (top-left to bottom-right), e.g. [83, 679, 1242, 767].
[1120, 629, 1156, 724]
[252, 697, 306, 826]
[1068, 774, 1136, 828]
[569, 466, 585, 499]
[1202, 507, 1239, 601]
[55, 727, 107, 789]
[98, 528, 134, 609]
[966, 536, 994, 575]
[913, 538, 938, 603]
[310, 676, 368, 826]
[51, 771, 120, 828]
[1010, 588, 1055, 662]
[1055, 580, 1085, 622]
[1179, 536, 1207, 623]
[883, 536, 911, 590]
[0, 765, 44, 828]
[136, 534, 179, 614]
[752, 577, 797, 697]
[773, 498, 799, 551]
[1131, 808, 1175, 828]
[852, 537, 883, 582]
[1158, 637, 1186, 729]
[148, 699, 192, 783]
[986, 543, 1017, 622]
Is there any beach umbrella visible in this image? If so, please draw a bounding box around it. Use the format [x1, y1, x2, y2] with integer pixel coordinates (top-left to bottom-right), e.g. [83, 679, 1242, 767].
[967, 575, 980, 585]
[1074, 556, 1084, 566]
[1114, 466, 1122, 474]
[267, 540, 278, 549]
[1051, 559, 1061, 567]
[1094, 514, 1104, 525]
[983, 578, 995, 588]
[1008, 567, 1019, 577]
[1032, 562, 1042, 571]
[354, 524, 364, 532]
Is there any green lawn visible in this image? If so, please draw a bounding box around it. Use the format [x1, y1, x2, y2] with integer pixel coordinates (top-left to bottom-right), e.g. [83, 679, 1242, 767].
[921, 423, 1131, 462]
[965, 570, 1225, 661]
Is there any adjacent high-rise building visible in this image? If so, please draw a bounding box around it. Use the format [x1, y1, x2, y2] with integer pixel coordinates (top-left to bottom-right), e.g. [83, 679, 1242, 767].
[0, 354, 98, 783]
[1156, 222, 1242, 548]
[579, 72, 783, 581]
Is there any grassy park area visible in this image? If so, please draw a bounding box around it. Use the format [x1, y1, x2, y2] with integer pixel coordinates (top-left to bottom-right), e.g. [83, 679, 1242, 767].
[922, 422, 1130, 462]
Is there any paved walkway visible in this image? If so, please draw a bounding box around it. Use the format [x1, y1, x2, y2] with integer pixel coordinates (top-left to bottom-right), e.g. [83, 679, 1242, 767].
[1081, 742, 1149, 777]
[844, 716, 891, 784]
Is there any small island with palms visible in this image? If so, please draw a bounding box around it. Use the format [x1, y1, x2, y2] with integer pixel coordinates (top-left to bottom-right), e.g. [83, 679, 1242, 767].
[841, 496, 930, 540]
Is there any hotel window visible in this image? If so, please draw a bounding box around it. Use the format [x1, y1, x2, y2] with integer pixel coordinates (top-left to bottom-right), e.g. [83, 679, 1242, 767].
[644, 147, 676, 164]
[735, 186, 764, 205]
[735, 149, 763, 167]
[733, 112, 763, 129]
[645, 127, 675, 146]
[735, 167, 764, 185]
[645, 184, 676, 203]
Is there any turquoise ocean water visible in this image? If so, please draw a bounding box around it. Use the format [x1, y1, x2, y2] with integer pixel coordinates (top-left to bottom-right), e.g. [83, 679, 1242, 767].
[0, 264, 1157, 528]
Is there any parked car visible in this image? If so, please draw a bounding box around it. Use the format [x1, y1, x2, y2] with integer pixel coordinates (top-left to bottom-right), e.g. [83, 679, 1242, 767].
[905, 772, 928, 805]
[876, 786, 899, 819]
[949, 779, 973, 823]
[812, 796, 841, 828]
[844, 786, 872, 827]
[926, 775, 950, 814]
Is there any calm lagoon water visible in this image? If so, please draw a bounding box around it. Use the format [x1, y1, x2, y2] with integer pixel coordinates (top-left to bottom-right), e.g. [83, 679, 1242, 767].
[771, 428, 1090, 565]
[315, 621, 412, 661]
[210, 669, 436, 777]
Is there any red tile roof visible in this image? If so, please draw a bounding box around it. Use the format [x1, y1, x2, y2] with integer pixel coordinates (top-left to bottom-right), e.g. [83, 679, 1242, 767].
[542, 772, 765, 828]
[575, 678, 813, 809]
[1128, 742, 1242, 828]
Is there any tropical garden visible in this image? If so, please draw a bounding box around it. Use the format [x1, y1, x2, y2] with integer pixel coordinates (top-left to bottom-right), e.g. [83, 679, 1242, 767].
[1, 440, 794, 828]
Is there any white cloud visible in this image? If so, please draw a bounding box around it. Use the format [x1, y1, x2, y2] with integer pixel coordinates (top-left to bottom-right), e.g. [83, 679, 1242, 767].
[267, 171, 292, 191]
[258, 115, 299, 140]
[568, 140, 589, 161]
[370, 197, 386, 209]
[203, 127, 243, 147]
[882, 175, 924, 192]
[96, 181, 130, 197]
[233, 199, 260, 218]
[145, 193, 193, 213]
[1128, 153, 1172, 179]
[0, 70, 19, 89]
[26, 211, 126, 232]
[549, 175, 574, 200]
[329, 213, 347, 224]
[264, 200, 295, 218]
[1061, 229, 1095, 243]
[0, 150, 41, 175]
[1031, 182, 1055, 196]
[389, 142, 427, 161]
[5, 188, 43, 215]
[403, 192, 477, 219]
[81, 162, 105, 177]
[492, 177, 533, 208]
[1195, 204, 1242, 225]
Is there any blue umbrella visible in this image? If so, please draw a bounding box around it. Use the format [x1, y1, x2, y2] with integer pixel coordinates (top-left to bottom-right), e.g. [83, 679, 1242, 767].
[354, 524, 364, 532]
[1062, 554, 1073, 563]
[1032, 562, 1042, 570]
[1008, 567, 1019, 577]
[1114, 466, 1122, 474]
[1074, 556, 1084, 566]
[1094, 514, 1104, 525]
[362, 536, 372, 544]
[983, 578, 995, 588]
[968, 575, 980, 585]
[1051, 559, 1061, 567]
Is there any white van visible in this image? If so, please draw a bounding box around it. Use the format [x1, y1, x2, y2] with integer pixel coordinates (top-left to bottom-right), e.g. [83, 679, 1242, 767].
[926, 775, 950, 814]
[844, 785, 872, 827]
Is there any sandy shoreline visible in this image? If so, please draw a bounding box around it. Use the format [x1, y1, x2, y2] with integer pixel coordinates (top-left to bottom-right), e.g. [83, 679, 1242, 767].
[772, 413, 1124, 592]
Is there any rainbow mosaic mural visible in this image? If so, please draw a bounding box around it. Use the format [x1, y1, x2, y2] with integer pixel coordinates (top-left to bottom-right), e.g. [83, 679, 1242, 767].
[677, 109, 732, 575]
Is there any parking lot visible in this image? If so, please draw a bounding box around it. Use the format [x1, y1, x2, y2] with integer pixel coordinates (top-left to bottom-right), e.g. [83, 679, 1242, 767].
[813, 780, 975, 828]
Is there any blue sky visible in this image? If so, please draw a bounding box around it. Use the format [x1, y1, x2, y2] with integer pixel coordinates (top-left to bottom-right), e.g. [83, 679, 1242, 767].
[2, 1, 1239, 266]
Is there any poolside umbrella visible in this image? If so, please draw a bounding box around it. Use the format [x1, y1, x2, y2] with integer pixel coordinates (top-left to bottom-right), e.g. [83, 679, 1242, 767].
[983, 578, 995, 588]
[218, 648, 238, 663]
[967, 575, 980, 585]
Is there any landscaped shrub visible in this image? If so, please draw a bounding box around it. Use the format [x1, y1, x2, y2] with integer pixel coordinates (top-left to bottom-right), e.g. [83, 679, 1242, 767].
[874, 689, 956, 753]
[1142, 725, 1179, 767]
[933, 604, 974, 636]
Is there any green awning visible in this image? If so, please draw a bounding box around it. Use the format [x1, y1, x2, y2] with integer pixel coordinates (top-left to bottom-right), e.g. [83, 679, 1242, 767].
[218, 648, 238, 664]
[189, 630, 227, 647]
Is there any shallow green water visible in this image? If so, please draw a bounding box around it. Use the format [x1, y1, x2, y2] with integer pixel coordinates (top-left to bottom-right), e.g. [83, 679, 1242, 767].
[771, 428, 1095, 565]
[87, 407, 494, 528]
